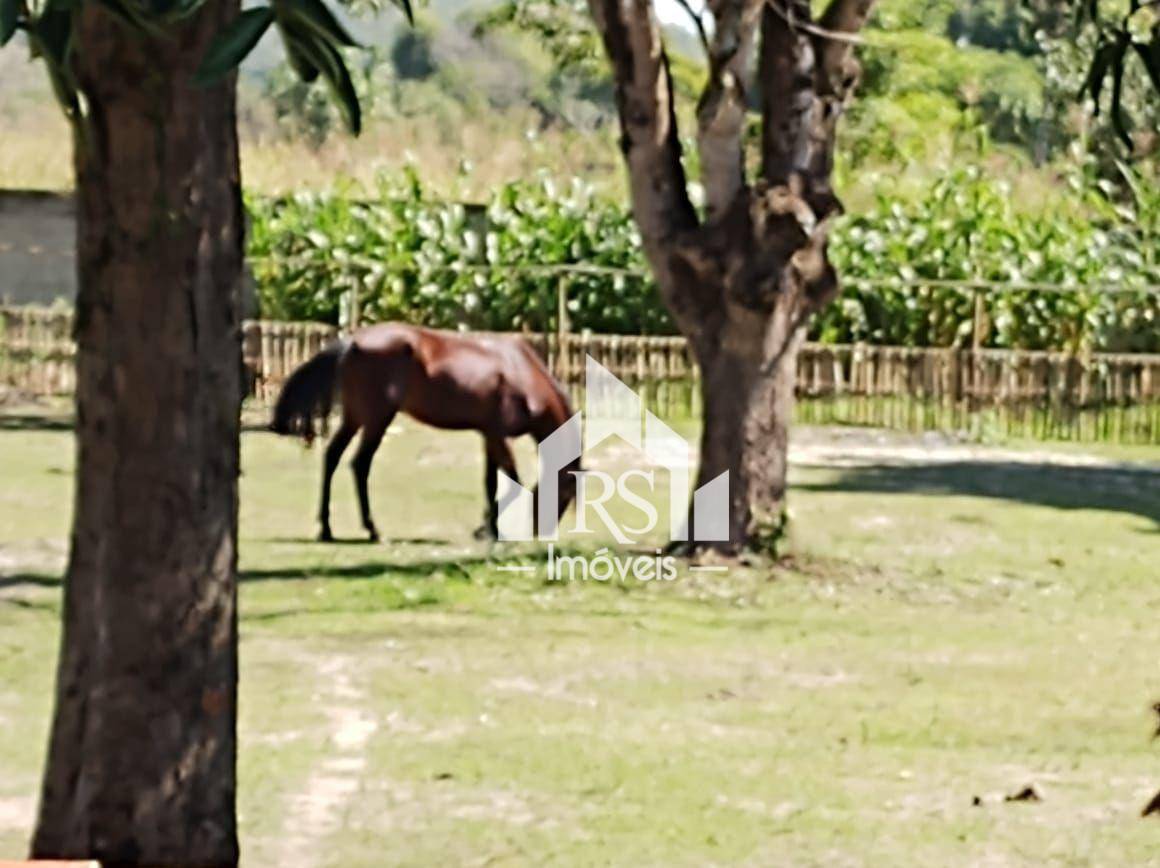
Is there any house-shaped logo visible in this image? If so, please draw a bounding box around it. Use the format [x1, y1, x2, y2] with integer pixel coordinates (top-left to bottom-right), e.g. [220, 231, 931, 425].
[497, 356, 729, 544]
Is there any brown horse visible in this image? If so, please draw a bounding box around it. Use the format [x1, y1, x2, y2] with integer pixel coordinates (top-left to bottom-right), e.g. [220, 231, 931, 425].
[270, 323, 579, 542]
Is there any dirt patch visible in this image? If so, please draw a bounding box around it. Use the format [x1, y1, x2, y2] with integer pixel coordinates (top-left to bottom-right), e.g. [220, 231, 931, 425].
[791, 426, 1158, 472]
[541, 423, 1158, 481]
[274, 655, 378, 865]
[488, 675, 599, 708]
[0, 795, 34, 840]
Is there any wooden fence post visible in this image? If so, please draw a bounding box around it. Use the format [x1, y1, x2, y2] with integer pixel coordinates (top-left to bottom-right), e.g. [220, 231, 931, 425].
[556, 274, 571, 381]
[348, 283, 361, 333]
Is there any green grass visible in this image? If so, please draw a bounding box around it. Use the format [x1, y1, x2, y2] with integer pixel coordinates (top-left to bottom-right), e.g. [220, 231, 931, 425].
[1, 411, 1159, 866]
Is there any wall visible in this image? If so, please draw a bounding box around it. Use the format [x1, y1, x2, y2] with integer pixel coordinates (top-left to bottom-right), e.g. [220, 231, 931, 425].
[0, 189, 258, 314]
[0, 190, 75, 306]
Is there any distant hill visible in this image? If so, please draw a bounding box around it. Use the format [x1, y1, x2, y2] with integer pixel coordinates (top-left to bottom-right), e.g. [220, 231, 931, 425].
[1, 0, 1090, 202]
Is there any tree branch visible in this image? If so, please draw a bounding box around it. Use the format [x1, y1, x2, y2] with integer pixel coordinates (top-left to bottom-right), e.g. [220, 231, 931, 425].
[759, 0, 874, 209]
[589, 0, 701, 324]
[695, 0, 761, 221]
[671, 0, 710, 56]
[766, 0, 867, 45]
[758, 0, 874, 309]
[758, 0, 814, 187]
[814, 0, 875, 97]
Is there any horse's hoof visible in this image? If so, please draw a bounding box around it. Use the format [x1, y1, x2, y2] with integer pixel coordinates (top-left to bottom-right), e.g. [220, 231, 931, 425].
[472, 524, 498, 541]
[318, 529, 334, 543]
[367, 529, 380, 543]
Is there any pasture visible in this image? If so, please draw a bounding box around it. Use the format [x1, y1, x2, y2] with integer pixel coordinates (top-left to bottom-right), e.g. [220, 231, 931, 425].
[1, 406, 1158, 866]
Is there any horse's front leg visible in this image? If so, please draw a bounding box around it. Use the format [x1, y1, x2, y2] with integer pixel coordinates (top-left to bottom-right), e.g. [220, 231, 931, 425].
[476, 437, 518, 540]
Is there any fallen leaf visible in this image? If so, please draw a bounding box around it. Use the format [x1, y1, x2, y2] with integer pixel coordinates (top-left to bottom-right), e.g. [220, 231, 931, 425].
[1004, 785, 1041, 803]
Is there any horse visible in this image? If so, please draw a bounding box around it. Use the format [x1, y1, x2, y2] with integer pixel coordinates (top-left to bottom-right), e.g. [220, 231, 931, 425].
[269, 323, 580, 542]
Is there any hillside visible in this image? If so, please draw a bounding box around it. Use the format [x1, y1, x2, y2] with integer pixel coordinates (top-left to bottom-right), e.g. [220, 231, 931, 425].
[0, 0, 1148, 204]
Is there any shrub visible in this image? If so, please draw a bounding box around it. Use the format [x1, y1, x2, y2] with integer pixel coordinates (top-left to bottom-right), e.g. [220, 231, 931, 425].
[248, 167, 1158, 351]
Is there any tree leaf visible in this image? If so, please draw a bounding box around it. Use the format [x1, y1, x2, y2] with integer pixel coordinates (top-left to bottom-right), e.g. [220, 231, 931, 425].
[0, 0, 19, 47]
[26, 6, 82, 121]
[149, 0, 207, 20]
[1078, 39, 1116, 111]
[29, 4, 72, 67]
[280, 24, 361, 134]
[280, 0, 359, 48]
[195, 6, 274, 85]
[1108, 39, 1132, 148]
[1132, 37, 1160, 94]
[312, 37, 361, 135]
[391, 0, 412, 26]
[282, 27, 320, 81]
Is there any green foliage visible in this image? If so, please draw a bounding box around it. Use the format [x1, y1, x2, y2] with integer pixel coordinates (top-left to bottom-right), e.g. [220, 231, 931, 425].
[391, 21, 437, 80]
[948, 1, 1035, 54]
[475, 0, 604, 80]
[249, 169, 1158, 352]
[856, 1, 1158, 170]
[247, 170, 666, 333]
[1070, 0, 1160, 150]
[819, 167, 1159, 351]
[871, 0, 958, 33]
[851, 27, 1045, 161]
[256, 13, 620, 147]
[1041, 22, 1159, 170]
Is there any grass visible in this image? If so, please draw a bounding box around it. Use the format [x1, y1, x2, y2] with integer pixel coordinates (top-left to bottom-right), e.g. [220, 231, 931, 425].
[0, 108, 624, 200]
[1, 410, 1159, 866]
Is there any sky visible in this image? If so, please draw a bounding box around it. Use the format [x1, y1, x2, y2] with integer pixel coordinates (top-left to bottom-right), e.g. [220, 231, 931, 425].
[655, 0, 708, 33]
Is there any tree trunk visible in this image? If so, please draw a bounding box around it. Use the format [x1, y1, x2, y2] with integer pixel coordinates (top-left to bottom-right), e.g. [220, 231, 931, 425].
[588, 0, 873, 553]
[684, 282, 805, 551]
[31, 0, 244, 863]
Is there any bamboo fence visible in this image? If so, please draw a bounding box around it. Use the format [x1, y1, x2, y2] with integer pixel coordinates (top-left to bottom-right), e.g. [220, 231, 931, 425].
[3, 307, 1159, 444]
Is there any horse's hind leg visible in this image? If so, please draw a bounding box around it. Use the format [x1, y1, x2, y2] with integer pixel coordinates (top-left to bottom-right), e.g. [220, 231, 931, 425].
[476, 436, 519, 540]
[351, 412, 394, 542]
[320, 417, 358, 542]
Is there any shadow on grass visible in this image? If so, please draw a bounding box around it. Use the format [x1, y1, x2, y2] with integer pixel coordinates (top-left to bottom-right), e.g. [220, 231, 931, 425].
[0, 413, 73, 431]
[240, 553, 496, 583]
[0, 572, 60, 591]
[263, 536, 452, 547]
[797, 459, 1160, 529]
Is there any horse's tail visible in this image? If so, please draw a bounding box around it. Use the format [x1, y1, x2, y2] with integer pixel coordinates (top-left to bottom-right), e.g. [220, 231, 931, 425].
[269, 338, 350, 445]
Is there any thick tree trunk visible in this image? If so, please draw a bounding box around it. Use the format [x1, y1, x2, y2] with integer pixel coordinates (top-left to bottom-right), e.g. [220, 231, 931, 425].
[685, 289, 805, 550]
[31, 0, 244, 863]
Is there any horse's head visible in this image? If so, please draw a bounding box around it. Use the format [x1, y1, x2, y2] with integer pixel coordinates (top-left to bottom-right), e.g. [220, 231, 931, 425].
[268, 406, 317, 446]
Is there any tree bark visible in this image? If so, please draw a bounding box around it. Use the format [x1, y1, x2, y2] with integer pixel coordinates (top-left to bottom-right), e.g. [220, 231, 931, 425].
[688, 305, 804, 546]
[590, 0, 873, 552]
[31, 0, 244, 863]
